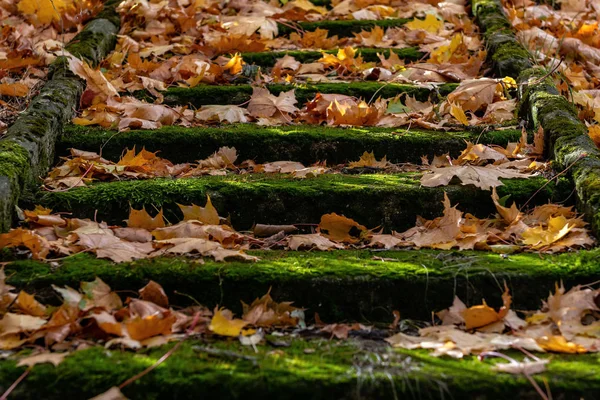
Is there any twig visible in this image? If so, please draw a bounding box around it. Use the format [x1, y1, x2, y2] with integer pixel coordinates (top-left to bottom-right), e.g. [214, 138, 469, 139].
[0, 367, 31, 400]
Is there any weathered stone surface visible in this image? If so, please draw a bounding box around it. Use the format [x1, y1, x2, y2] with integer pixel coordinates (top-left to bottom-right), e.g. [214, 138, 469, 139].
[0, 3, 120, 232]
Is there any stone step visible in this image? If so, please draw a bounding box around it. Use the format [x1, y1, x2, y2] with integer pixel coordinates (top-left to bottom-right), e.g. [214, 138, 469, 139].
[148, 82, 457, 108]
[0, 337, 595, 400]
[4, 249, 599, 322]
[57, 125, 523, 165]
[36, 174, 571, 232]
[276, 18, 409, 37]
[240, 47, 424, 67]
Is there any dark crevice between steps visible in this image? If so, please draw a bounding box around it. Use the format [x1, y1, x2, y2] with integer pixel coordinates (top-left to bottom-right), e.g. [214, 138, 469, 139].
[150, 81, 458, 108]
[35, 174, 572, 232]
[57, 124, 525, 165]
[3, 249, 600, 321]
[276, 18, 409, 37]
[0, 0, 120, 232]
[240, 47, 424, 67]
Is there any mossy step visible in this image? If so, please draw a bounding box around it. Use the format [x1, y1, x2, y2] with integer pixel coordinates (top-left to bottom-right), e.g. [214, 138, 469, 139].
[4, 249, 600, 321]
[241, 47, 424, 67]
[151, 82, 458, 108]
[276, 18, 409, 37]
[36, 174, 570, 232]
[58, 124, 524, 165]
[0, 338, 597, 400]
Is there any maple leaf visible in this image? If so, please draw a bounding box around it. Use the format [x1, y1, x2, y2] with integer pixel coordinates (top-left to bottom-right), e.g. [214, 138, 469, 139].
[222, 53, 244, 75]
[89, 387, 128, 400]
[17, 0, 72, 25]
[125, 313, 177, 341]
[420, 165, 532, 190]
[16, 352, 70, 368]
[0, 83, 29, 97]
[177, 195, 220, 224]
[287, 234, 344, 251]
[126, 206, 166, 230]
[14, 291, 47, 317]
[349, 151, 389, 168]
[290, 29, 338, 50]
[209, 308, 248, 337]
[80, 278, 123, 311]
[462, 286, 511, 330]
[317, 213, 368, 243]
[196, 105, 248, 124]
[247, 88, 298, 118]
[521, 215, 575, 249]
[0, 313, 46, 335]
[242, 290, 300, 327]
[0, 228, 50, 260]
[447, 78, 498, 112]
[67, 57, 119, 99]
[449, 102, 469, 125]
[405, 14, 444, 33]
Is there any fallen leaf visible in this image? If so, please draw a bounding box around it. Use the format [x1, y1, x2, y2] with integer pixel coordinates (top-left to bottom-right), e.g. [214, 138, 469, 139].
[16, 352, 69, 368]
[209, 308, 248, 337]
[177, 195, 220, 224]
[318, 213, 368, 243]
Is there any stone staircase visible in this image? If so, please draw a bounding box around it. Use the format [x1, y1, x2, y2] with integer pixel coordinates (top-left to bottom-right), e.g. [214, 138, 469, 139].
[1, 0, 600, 398]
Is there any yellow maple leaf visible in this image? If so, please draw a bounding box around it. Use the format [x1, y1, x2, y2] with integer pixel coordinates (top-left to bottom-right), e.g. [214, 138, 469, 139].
[209, 308, 249, 337]
[429, 33, 463, 64]
[126, 207, 166, 230]
[536, 335, 587, 353]
[521, 215, 574, 249]
[17, 0, 71, 25]
[405, 14, 443, 33]
[177, 195, 220, 224]
[349, 151, 389, 168]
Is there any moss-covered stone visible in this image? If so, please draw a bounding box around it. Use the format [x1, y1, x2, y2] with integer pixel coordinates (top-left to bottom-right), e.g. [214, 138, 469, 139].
[241, 47, 424, 66]
[277, 19, 409, 37]
[0, 0, 120, 232]
[0, 338, 598, 400]
[156, 82, 458, 108]
[37, 174, 571, 232]
[471, 0, 533, 78]
[3, 249, 600, 321]
[0, 338, 597, 400]
[0, 140, 30, 231]
[58, 124, 525, 165]
[518, 67, 600, 235]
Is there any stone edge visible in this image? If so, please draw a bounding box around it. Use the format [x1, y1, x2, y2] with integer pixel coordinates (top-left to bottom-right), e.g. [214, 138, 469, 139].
[472, 0, 600, 235]
[0, 0, 120, 232]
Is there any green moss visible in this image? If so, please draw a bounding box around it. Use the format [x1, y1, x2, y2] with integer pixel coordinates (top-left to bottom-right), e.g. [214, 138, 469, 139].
[58, 124, 524, 165]
[241, 47, 424, 67]
[0, 338, 596, 400]
[37, 173, 570, 232]
[0, 140, 30, 232]
[156, 82, 458, 108]
[472, 0, 532, 78]
[277, 19, 409, 37]
[3, 248, 600, 321]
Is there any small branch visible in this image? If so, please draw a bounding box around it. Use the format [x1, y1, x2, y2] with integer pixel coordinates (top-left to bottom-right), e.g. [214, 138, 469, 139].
[0, 367, 32, 400]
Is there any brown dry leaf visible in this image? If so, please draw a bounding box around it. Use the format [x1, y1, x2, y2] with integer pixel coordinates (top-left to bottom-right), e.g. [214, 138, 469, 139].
[247, 88, 298, 118]
[197, 147, 238, 169]
[89, 386, 129, 400]
[447, 78, 498, 112]
[209, 308, 248, 337]
[177, 195, 220, 224]
[0, 83, 29, 97]
[196, 105, 248, 124]
[126, 207, 166, 230]
[0, 313, 46, 335]
[80, 278, 123, 312]
[349, 151, 389, 168]
[263, 161, 305, 173]
[14, 291, 47, 317]
[16, 352, 70, 368]
[67, 57, 118, 99]
[318, 213, 368, 243]
[420, 165, 532, 190]
[588, 125, 600, 148]
[139, 281, 169, 308]
[287, 234, 344, 251]
[0, 228, 50, 260]
[242, 290, 300, 327]
[492, 187, 521, 224]
[76, 232, 152, 263]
